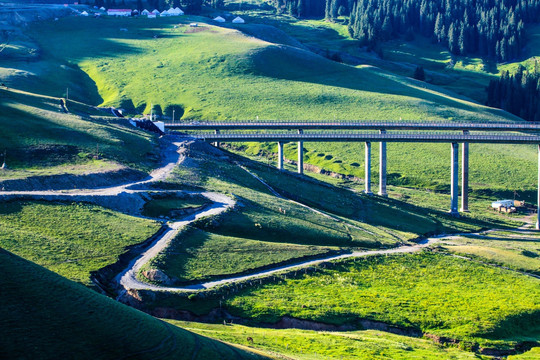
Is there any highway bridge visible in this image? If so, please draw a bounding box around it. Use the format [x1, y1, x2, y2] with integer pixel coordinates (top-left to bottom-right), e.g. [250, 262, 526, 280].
[165, 121, 540, 228]
[164, 120, 540, 131]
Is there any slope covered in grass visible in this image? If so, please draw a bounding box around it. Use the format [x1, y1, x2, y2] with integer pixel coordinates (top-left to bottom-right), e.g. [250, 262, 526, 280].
[23, 16, 517, 122]
[0, 88, 158, 178]
[438, 231, 540, 275]
[0, 200, 160, 284]
[143, 226, 333, 284]
[171, 321, 484, 360]
[0, 248, 270, 360]
[223, 252, 540, 348]
[5, 16, 538, 193]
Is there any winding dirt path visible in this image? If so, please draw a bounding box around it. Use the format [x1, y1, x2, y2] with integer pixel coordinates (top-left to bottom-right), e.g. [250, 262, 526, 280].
[2, 136, 537, 295]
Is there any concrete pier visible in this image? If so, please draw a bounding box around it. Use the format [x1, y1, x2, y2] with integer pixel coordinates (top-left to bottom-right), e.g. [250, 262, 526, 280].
[298, 129, 303, 174]
[450, 142, 459, 215]
[461, 131, 469, 212]
[378, 130, 387, 196]
[278, 141, 284, 171]
[365, 142, 372, 194]
[537, 145, 540, 230]
[214, 129, 220, 148]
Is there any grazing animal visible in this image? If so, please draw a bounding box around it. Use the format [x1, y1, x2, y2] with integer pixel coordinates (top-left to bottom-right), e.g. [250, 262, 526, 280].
[246, 337, 254, 345]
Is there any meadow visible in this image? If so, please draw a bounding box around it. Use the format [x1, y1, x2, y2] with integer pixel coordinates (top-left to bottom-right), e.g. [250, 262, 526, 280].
[143, 226, 333, 284]
[222, 252, 540, 349]
[141, 194, 210, 219]
[0, 200, 160, 284]
[437, 231, 540, 275]
[172, 321, 486, 360]
[0, 248, 269, 360]
[0, 89, 159, 178]
[4, 15, 537, 195]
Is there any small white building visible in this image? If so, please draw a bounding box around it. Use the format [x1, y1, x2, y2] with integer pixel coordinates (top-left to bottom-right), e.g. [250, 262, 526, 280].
[80, 10, 89, 16]
[160, 10, 170, 16]
[232, 16, 245, 24]
[213, 16, 225, 22]
[99, 6, 106, 11]
[107, 9, 132, 16]
[174, 7, 184, 15]
[147, 13, 156, 18]
[141, 9, 150, 15]
[491, 200, 515, 209]
[151, 9, 160, 15]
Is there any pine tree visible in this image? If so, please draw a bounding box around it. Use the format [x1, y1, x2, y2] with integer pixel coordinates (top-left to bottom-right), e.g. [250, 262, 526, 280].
[413, 66, 426, 81]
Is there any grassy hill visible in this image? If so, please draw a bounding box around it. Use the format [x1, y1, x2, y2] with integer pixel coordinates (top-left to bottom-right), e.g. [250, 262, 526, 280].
[0, 248, 270, 360]
[0, 200, 160, 284]
[172, 320, 485, 360]
[4, 15, 535, 195]
[0, 88, 159, 179]
[222, 252, 540, 349]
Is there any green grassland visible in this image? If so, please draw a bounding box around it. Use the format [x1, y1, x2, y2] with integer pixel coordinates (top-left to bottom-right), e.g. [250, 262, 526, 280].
[171, 321, 486, 360]
[437, 230, 540, 275]
[509, 347, 540, 359]
[222, 252, 540, 348]
[0, 88, 159, 178]
[0, 200, 160, 284]
[168, 142, 413, 247]
[143, 226, 333, 284]
[135, 140, 526, 287]
[141, 194, 210, 219]
[4, 15, 538, 195]
[0, 248, 270, 360]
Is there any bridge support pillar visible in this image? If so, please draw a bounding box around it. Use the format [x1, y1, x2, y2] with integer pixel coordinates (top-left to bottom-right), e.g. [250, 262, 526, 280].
[214, 129, 220, 148]
[537, 145, 540, 230]
[450, 142, 459, 216]
[278, 141, 284, 171]
[365, 142, 372, 195]
[378, 130, 388, 197]
[298, 130, 303, 174]
[461, 131, 469, 212]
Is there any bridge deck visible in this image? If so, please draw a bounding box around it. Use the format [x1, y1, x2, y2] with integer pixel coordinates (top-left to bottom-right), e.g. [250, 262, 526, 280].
[165, 121, 540, 131]
[181, 132, 540, 144]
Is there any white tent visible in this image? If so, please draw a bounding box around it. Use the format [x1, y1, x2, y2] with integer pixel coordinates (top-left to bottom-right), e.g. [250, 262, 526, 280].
[213, 16, 225, 23]
[232, 16, 245, 24]
[152, 9, 160, 14]
[141, 9, 150, 15]
[80, 11, 89, 16]
[175, 7, 184, 15]
[161, 10, 169, 16]
[99, 6, 105, 10]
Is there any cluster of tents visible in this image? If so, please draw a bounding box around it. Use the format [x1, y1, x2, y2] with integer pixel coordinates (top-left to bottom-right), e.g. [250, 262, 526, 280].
[213, 16, 245, 24]
[142, 8, 184, 17]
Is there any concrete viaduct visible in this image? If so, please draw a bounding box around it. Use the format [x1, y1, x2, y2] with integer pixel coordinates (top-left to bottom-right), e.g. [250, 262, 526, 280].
[165, 121, 540, 228]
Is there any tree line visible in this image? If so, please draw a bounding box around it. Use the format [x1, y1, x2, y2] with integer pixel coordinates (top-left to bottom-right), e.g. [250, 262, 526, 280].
[269, 0, 540, 62]
[486, 64, 540, 121]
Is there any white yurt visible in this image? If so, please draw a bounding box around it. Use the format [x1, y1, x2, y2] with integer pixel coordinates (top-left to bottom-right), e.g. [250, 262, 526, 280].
[152, 9, 160, 14]
[99, 6, 106, 11]
[175, 7, 184, 15]
[213, 16, 225, 23]
[80, 11, 89, 16]
[141, 9, 150, 15]
[232, 16, 245, 24]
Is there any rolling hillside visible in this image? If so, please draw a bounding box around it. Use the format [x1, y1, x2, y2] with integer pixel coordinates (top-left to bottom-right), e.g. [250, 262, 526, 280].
[0, 248, 270, 360]
[2, 15, 536, 195]
[0, 88, 159, 180]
